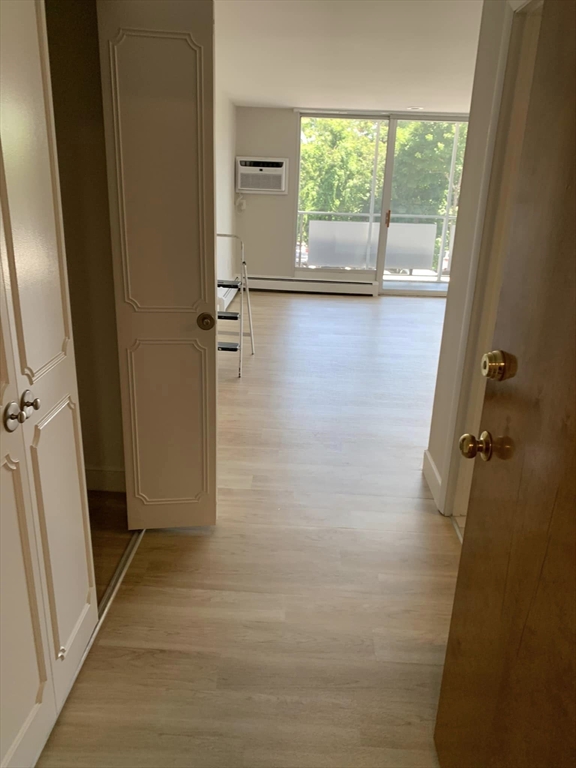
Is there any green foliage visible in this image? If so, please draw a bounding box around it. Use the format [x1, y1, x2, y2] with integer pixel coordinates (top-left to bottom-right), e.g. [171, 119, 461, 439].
[392, 120, 467, 215]
[298, 117, 468, 218]
[297, 117, 468, 269]
[298, 118, 386, 214]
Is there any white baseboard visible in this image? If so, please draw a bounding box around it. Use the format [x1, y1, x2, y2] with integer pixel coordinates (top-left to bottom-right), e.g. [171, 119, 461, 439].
[217, 286, 238, 310]
[248, 276, 377, 296]
[423, 449, 443, 513]
[85, 466, 125, 492]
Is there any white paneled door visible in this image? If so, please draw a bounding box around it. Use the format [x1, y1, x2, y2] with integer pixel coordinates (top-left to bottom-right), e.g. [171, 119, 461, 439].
[1, 1, 98, 764]
[97, 0, 217, 530]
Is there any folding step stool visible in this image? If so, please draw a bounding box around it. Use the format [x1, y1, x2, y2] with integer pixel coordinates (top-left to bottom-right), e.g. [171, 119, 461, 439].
[216, 234, 255, 378]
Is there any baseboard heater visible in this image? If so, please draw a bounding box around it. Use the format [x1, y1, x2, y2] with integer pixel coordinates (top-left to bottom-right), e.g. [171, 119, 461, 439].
[248, 276, 377, 296]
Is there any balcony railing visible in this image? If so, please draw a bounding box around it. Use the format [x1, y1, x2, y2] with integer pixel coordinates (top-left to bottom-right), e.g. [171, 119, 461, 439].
[296, 211, 457, 282]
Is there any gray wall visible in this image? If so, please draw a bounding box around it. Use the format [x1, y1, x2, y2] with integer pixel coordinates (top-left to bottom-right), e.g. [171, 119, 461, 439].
[235, 108, 300, 277]
[46, 0, 125, 491]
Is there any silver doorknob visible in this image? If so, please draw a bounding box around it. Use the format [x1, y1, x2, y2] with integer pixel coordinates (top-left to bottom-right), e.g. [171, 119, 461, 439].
[459, 430, 493, 461]
[197, 312, 215, 331]
[3, 402, 27, 432]
[21, 389, 41, 418]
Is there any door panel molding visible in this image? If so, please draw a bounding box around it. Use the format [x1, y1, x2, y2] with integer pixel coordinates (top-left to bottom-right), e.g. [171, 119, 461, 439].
[0, 2, 71, 386]
[1, 455, 49, 703]
[109, 27, 208, 312]
[30, 396, 95, 662]
[127, 339, 209, 504]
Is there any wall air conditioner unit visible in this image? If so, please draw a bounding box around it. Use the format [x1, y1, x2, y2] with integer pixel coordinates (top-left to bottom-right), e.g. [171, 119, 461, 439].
[236, 157, 288, 194]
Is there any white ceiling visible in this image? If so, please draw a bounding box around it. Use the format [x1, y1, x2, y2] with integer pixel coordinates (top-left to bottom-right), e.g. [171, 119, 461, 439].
[215, 0, 483, 114]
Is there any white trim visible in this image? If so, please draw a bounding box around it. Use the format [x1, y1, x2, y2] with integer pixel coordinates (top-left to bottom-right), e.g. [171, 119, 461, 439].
[248, 276, 377, 296]
[423, 450, 443, 510]
[85, 466, 126, 492]
[423, 0, 516, 514]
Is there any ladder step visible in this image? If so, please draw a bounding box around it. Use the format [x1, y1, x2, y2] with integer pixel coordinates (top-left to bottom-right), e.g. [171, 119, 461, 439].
[218, 341, 240, 352]
[217, 279, 241, 289]
[218, 311, 239, 321]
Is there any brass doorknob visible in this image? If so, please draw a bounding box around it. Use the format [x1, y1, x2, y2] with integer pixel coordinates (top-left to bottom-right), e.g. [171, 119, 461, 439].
[481, 350, 517, 381]
[197, 312, 215, 331]
[459, 430, 493, 461]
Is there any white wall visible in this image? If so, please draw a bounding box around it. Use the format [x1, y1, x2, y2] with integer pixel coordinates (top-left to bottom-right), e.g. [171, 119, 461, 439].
[235, 107, 300, 277]
[423, 0, 514, 524]
[215, 88, 237, 283]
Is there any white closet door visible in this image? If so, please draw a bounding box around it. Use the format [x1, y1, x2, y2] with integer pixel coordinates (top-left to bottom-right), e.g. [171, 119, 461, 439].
[97, 0, 217, 530]
[0, 0, 98, 715]
[0, 185, 57, 768]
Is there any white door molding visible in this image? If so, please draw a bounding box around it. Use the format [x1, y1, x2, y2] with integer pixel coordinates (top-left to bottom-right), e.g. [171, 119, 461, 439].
[423, 0, 517, 513]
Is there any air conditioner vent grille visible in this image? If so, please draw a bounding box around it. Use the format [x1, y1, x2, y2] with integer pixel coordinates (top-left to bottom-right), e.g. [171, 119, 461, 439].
[239, 172, 283, 191]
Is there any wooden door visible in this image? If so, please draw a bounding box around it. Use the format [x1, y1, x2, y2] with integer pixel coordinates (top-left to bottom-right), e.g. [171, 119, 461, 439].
[0, 0, 98, 716]
[97, 0, 217, 530]
[435, 2, 575, 767]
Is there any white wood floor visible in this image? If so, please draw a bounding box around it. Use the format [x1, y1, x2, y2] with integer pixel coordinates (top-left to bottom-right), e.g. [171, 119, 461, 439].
[38, 293, 460, 768]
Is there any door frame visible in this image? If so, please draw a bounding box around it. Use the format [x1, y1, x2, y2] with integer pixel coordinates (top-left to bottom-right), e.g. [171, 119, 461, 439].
[423, 0, 534, 524]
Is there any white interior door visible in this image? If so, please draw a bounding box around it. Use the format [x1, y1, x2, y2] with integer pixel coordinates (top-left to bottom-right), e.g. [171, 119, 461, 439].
[0, 0, 98, 721]
[97, 0, 217, 530]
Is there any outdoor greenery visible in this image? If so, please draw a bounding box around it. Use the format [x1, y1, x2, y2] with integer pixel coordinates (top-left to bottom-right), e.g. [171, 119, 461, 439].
[298, 117, 468, 216]
[297, 117, 468, 269]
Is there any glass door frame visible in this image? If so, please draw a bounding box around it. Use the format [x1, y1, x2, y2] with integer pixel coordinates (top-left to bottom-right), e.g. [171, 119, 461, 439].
[295, 113, 390, 275]
[374, 114, 469, 291]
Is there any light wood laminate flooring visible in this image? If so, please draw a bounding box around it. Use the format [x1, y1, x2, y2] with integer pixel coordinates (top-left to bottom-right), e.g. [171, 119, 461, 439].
[39, 293, 460, 768]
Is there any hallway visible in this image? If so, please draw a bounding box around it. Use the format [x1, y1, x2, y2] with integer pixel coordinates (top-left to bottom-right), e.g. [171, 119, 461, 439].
[38, 293, 461, 768]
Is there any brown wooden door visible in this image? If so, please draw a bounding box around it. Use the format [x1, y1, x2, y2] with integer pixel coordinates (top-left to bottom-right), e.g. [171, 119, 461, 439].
[434, 2, 575, 767]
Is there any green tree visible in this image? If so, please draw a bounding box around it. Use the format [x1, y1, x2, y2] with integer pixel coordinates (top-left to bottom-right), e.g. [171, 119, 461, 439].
[297, 117, 468, 268]
[298, 118, 384, 214]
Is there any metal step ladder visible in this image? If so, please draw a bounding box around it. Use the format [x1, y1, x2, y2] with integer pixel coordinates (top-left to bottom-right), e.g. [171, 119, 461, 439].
[216, 234, 255, 377]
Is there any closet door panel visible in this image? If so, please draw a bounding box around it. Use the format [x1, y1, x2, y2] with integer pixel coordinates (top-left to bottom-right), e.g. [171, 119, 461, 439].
[0, 0, 98, 713]
[1, 171, 57, 768]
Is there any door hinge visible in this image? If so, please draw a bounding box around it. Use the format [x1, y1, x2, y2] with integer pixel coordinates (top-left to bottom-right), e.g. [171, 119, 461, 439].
[385, 210, 391, 228]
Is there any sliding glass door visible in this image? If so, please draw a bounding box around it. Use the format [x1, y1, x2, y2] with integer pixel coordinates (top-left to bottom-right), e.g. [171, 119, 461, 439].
[296, 117, 388, 274]
[379, 119, 468, 285]
[295, 115, 468, 287]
